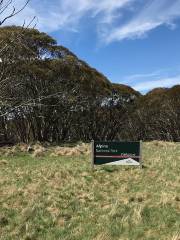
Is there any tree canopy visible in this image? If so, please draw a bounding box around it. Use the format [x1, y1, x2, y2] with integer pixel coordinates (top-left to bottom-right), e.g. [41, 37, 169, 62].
[0, 26, 179, 143]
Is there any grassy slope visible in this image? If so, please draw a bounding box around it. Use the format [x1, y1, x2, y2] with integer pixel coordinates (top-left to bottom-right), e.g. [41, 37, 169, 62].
[0, 142, 180, 240]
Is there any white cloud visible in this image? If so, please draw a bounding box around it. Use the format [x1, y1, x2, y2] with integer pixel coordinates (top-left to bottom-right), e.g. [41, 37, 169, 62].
[132, 75, 180, 92]
[123, 71, 162, 83]
[123, 67, 180, 92]
[0, 0, 134, 32]
[105, 0, 180, 43]
[1, 0, 180, 44]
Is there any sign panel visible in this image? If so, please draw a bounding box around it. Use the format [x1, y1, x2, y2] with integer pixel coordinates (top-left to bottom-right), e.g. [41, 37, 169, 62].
[92, 141, 142, 167]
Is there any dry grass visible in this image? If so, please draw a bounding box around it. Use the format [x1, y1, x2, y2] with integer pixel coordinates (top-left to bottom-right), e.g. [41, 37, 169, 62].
[172, 233, 180, 240]
[0, 141, 179, 240]
[0, 159, 8, 165]
[32, 145, 46, 158]
[17, 143, 29, 152]
[50, 143, 90, 157]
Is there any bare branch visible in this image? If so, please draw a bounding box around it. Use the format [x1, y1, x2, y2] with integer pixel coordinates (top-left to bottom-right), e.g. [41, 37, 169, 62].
[0, 0, 30, 26]
[0, 0, 12, 15]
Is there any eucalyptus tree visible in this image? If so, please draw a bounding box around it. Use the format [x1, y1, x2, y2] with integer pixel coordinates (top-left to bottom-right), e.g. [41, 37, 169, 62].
[0, 26, 113, 143]
[0, 0, 34, 142]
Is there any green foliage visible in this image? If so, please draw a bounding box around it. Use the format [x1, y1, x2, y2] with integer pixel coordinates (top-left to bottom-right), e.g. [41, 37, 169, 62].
[122, 86, 180, 141]
[0, 26, 179, 143]
[112, 83, 141, 98]
[0, 26, 111, 95]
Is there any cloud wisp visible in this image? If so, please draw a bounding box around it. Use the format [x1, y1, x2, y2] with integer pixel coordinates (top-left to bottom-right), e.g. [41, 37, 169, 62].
[1, 0, 133, 32]
[123, 68, 180, 93]
[2, 0, 180, 44]
[105, 0, 180, 43]
[132, 75, 180, 92]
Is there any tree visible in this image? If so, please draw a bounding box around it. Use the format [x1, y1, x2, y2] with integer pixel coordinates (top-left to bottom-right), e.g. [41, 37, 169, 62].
[0, 26, 113, 143]
[122, 86, 180, 141]
[0, 0, 35, 143]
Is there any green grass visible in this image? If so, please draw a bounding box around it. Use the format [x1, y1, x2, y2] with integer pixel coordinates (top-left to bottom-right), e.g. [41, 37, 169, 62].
[0, 142, 180, 240]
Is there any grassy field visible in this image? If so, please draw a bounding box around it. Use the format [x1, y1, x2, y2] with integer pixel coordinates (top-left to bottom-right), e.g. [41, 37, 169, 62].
[0, 142, 180, 240]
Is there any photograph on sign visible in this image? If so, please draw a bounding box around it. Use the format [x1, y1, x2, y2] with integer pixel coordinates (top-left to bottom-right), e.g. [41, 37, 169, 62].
[92, 141, 142, 166]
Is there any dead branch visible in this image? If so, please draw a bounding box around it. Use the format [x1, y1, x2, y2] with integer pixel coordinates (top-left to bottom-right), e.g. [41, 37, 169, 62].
[0, 0, 30, 26]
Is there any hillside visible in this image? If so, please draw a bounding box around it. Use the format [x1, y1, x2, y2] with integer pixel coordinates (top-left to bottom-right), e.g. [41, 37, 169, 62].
[0, 26, 180, 143]
[0, 26, 112, 97]
[0, 142, 180, 240]
[112, 83, 141, 97]
[0, 26, 141, 144]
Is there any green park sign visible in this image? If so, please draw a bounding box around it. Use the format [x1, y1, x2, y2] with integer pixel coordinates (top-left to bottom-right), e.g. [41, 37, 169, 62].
[91, 141, 142, 168]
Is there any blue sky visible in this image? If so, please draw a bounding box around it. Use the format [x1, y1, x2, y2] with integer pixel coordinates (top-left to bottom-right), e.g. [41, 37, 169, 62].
[3, 0, 180, 93]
